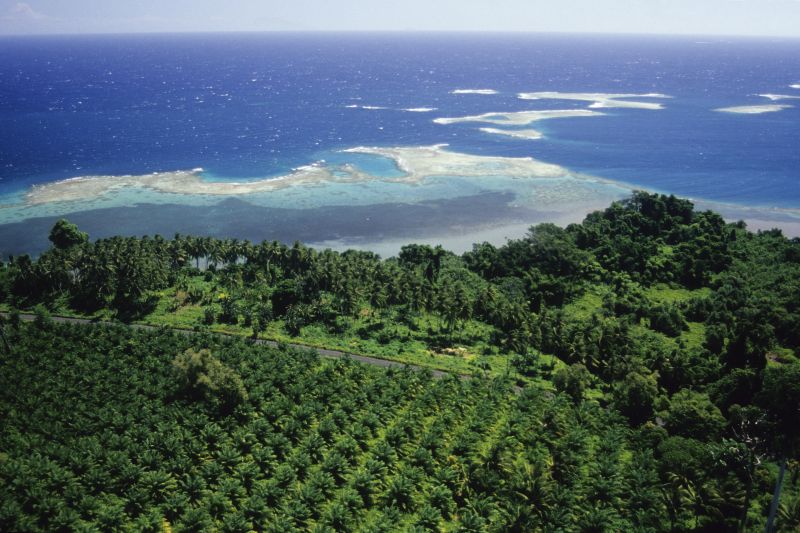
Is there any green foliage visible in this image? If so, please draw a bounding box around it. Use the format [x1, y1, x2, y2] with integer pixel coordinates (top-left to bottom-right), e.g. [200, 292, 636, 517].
[203, 305, 217, 325]
[48, 219, 88, 249]
[3, 192, 800, 531]
[553, 363, 592, 402]
[613, 370, 660, 425]
[660, 389, 726, 441]
[648, 302, 688, 337]
[0, 322, 657, 532]
[32, 303, 52, 328]
[172, 348, 248, 412]
[758, 362, 800, 456]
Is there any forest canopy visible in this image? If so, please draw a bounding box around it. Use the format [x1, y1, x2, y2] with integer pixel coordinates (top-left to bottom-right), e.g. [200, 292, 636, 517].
[1, 191, 799, 531]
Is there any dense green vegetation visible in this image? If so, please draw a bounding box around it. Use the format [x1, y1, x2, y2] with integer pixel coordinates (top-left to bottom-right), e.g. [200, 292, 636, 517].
[0, 321, 797, 531]
[1, 191, 800, 530]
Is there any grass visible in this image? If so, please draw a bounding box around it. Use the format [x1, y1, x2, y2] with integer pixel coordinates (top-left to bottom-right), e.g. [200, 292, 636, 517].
[152, 279, 545, 379]
[645, 284, 710, 350]
[645, 283, 711, 304]
[18, 287, 534, 381]
[6, 278, 717, 386]
[565, 283, 711, 321]
[563, 286, 606, 320]
[682, 321, 707, 351]
[767, 346, 798, 367]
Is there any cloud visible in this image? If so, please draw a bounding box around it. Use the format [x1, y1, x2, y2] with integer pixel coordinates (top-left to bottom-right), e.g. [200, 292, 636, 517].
[4, 2, 46, 20]
[0, 2, 61, 33]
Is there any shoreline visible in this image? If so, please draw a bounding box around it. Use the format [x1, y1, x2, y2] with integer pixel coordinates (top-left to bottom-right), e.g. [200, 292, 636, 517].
[1, 144, 798, 256]
[18, 144, 572, 207]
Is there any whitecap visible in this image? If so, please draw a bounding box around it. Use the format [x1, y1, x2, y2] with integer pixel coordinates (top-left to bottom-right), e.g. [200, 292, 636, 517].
[344, 105, 388, 110]
[758, 94, 800, 101]
[451, 89, 498, 95]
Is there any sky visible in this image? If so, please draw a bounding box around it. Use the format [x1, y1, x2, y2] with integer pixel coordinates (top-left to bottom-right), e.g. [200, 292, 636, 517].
[1, 0, 800, 37]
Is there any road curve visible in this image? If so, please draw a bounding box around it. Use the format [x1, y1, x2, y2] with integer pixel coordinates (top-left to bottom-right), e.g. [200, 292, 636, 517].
[1, 312, 465, 380]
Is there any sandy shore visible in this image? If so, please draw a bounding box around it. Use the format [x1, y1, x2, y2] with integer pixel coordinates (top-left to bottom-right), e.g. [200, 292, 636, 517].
[714, 104, 793, 114]
[695, 200, 800, 238]
[517, 91, 670, 110]
[308, 197, 620, 256]
[342, 144, 567, 182]
[737, 218, 800, 237]
[24, 165, 349, 205]
[23, 145, 574, 206]
[18, 144, 800, 242]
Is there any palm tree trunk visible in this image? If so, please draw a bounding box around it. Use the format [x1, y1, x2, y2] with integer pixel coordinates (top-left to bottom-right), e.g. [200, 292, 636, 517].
[764, 458, 787, 533]
[739, 460, 754, 532]
[0, 325, 11, 352]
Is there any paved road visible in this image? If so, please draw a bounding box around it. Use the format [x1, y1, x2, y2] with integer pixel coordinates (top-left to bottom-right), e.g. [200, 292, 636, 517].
[2, 312, 462, 379]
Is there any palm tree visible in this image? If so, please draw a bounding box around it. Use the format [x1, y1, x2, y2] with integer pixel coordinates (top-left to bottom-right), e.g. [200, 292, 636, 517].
[777, 494, 800, 531]
[208, 239, 224, 270]
[385, 472, 415, 512]
[223, 238, 241, 267]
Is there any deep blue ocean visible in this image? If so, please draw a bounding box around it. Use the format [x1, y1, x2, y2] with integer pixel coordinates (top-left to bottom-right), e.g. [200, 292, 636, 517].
[0, 33, 798, 254]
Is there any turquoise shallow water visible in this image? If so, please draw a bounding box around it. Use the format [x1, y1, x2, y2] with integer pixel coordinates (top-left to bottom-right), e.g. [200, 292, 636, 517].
[0, 33, 799, 255]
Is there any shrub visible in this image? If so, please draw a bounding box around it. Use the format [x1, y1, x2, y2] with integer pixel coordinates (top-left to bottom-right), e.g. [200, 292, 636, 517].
[172, 348, 248, 413]
[648, 303, 687, 337]
[219, 296, 240, 325]
[203, 306, 217, 325]
[32, 304, 53, 329]
[553, 363, 591, 402]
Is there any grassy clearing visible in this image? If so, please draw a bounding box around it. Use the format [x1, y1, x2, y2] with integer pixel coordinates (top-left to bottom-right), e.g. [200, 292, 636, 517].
[147, 279, 538, 378]
[563, 286, 606, 320]
[7, 279, 717, 386]
[19, 289, 534, 381]
[682, 321, 706, 351]
[645, 283, 711, 304]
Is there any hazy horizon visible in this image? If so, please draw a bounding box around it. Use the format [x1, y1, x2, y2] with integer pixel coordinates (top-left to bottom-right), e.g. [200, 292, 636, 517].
[2, 29, 800, 40]
[2, 0, 800, 38]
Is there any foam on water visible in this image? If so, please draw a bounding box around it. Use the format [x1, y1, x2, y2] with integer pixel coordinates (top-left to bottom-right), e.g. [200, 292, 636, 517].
[451, 89, 498, 95]
[2, 33, 799, 252]
[757, 94, 800, 101]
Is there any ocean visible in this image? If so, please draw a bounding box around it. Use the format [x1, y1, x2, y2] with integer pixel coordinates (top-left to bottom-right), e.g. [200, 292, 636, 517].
[1, 32, 798, 256]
